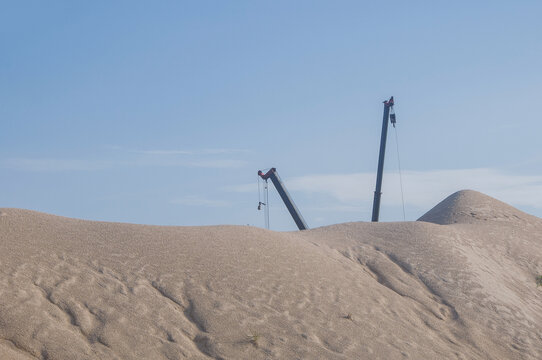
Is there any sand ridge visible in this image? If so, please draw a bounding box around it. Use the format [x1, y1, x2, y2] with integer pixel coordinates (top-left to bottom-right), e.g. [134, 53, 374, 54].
[0, 190, 541, 359]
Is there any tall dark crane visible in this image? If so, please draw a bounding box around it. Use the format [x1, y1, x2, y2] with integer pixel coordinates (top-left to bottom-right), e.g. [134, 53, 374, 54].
[371, 96, 396, 222]
[258, 168, 309, 230]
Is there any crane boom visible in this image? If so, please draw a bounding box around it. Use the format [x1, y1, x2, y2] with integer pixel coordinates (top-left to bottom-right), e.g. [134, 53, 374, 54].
[258, 168, 309, 230]
[371, 96, 395, 222]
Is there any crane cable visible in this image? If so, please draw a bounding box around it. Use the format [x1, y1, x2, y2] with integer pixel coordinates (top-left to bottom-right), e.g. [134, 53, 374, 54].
[393, 124, 406, 221]
[257, 174, 270, 229]
[264, 180, 269, 229]
[257, 174, 262, 208]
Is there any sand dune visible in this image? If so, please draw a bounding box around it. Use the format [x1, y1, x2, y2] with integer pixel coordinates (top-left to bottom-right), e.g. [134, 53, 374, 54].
[1, 190, 541, 359]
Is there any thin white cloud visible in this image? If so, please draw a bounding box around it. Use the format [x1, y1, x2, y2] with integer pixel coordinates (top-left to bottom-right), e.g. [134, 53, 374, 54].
[305, 205, 368, 213]
[200, 149, 250, 155]
[170, 195, 230, 208]
[134, 148, 249, 155]
[2, 154, 248, 171]
[186, 159, 247, 168]
[230, 168, 542, 210]
[136, 150, 193, 155]
[2, 158, 113, 171]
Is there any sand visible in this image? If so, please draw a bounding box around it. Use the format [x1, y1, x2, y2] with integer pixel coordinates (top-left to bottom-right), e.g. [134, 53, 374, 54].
[0, 189, 541, 359]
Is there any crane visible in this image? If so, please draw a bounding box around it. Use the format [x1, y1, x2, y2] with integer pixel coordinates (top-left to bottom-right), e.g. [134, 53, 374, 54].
[257, 168, 309, 230]
[371, 96, 396, 222]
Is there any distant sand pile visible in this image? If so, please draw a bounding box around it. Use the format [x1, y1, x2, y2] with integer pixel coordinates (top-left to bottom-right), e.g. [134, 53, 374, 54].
[1, 190, 541, 359]
[418, 189, 538, 225]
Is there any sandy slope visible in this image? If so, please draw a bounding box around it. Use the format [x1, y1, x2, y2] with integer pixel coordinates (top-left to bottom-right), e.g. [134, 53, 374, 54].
[0, 190, 541, 359]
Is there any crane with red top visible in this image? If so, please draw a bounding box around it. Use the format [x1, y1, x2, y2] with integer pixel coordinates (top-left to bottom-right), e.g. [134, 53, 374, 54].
[257, 168, 309, 230]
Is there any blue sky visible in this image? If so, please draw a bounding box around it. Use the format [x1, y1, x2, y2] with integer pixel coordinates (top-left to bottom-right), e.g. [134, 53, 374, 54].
[2, 1, 541, 230]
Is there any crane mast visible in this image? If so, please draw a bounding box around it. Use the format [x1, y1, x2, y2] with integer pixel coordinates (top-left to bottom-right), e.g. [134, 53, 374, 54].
[371, 96, 395, 222]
